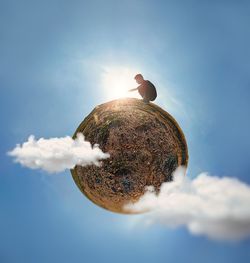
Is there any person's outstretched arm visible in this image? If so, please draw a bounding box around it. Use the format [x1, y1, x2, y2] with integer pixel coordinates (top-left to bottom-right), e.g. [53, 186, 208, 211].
[128, 88, 138, 92]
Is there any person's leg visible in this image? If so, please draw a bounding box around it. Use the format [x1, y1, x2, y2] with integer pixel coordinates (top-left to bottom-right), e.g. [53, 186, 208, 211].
[138, 87, 144, 98]
[143, 95, 150, 104]
[148, 87, 157, 101]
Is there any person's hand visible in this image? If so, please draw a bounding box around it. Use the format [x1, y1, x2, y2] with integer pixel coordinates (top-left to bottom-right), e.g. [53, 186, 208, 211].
[128, 88, 137, 92]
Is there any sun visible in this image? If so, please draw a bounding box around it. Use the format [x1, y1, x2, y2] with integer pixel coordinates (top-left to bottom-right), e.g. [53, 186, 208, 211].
[101, 66, 141, 100]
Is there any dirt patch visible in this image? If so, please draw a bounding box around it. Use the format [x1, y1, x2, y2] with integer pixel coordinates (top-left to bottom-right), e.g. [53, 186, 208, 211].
[71, 98, 188, 214]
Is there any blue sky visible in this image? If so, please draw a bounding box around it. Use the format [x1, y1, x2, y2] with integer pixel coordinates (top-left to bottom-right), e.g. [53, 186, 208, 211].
[1, 0, 250, 262]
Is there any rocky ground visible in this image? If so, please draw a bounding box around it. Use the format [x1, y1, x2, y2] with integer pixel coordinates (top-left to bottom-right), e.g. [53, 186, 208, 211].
[71, 98, 188, 214]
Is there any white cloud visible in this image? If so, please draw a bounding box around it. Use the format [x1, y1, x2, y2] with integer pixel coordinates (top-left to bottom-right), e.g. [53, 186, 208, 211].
[8, 133, 110, 173]
[8, 133, 250, 242]
[124, 167, 250, 241]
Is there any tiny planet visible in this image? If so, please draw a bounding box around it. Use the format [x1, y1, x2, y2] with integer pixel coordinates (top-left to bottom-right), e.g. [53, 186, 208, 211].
[71, 98, 188, 214]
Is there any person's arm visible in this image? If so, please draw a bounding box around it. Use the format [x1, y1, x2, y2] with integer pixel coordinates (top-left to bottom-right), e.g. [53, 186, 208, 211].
[128, 87, 138, 92]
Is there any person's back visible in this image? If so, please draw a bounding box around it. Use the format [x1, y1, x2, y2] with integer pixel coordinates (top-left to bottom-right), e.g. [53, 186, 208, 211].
[138, 80, 157, 102]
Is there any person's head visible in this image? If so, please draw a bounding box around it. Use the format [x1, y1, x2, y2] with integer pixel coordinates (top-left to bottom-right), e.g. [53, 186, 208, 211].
[134, 74, 144, 84]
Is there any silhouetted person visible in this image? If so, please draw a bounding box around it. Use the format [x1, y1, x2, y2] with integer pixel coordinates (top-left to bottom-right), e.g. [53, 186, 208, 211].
[128, 74, 157, 103]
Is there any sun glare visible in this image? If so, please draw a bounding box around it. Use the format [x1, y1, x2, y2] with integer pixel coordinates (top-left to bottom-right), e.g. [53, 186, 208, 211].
[101, 67, 141, 100]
